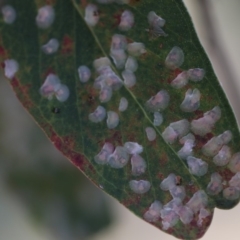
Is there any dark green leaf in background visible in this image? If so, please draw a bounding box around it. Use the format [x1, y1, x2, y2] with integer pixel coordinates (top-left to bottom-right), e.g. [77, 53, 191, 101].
[1, 0, 240, 239]
[0, 78, 112, 240]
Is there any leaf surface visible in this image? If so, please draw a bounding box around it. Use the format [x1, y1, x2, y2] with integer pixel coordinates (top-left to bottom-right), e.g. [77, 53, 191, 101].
[1, 0, 240, 239]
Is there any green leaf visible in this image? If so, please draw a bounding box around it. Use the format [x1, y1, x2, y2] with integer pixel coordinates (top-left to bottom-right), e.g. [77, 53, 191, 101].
[1, 0, 240, 239]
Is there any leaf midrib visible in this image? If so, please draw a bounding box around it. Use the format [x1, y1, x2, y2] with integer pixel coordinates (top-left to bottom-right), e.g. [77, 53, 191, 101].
[70, 0, 208, 195]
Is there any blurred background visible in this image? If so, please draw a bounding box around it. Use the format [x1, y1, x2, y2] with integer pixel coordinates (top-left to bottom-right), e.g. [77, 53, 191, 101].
[1, 1, 240, 239]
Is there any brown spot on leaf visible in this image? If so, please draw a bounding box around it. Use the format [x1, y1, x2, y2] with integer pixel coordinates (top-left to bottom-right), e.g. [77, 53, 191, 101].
[43, 68, 56, 79]
[129, 0, 141, 6]
[87, 94, 95, 104]
[159, 152, 169, 166]
[126, 38, 133, 44]
[47, 128, 95, 175]
[121, 194, 141, 208]
[172, 214, 210, 240]
[185, 182, 199, 199]
[81, 86, 98, 106]
[11, 78, 34, 109]
[105, 130, 122, 146]
[61, 35, 74, 55]
[175, 175, 182, 185]
[63, 136, 75, 149]
[167, 68, 182, 84]
[80, 0, 88, 8]
[112, 10, 123, 28]
[194, 133, 214, 149]
[0, 46, 6, 56]
[173, 68, 182, 77]
[157, 172, 164, 180]
[218, 168, 234, 182]
[46, 0, 56, 4]
[193, 110, 204, 120]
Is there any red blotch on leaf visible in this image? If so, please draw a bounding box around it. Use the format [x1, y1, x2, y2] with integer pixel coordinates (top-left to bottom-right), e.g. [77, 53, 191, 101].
[11, 78, 34, 109]
[80, 0, 88, 8]
[113, 10, 123, 29]
[193, 110, 204, 120]
[48, 129, 96, 174]
[156, 172, 164, 180]
[105, 130, 123, 146]
[194, 133, 214, 149]
[173, 68, 182, 77]
[45, 0, 56, 5]
[0, 46, 6, 56]
[219, 168, 235, 182]
[167, 68, 182, 84]
[122, 194, 141, 208]
[185, 183, 199, 201]
[129, 0, 141, 6]
[159, 152, 169, 166]
[42, 68, 56, 79]
[61, 35, 74, 55]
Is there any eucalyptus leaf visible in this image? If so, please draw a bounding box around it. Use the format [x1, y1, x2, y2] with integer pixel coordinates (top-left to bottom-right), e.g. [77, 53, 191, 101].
[1, 0, 240, 239]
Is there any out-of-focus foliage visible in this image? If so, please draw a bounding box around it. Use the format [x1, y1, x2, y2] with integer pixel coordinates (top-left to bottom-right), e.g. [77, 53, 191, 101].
[0, 77, 112, 240]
